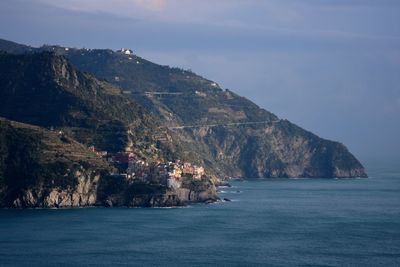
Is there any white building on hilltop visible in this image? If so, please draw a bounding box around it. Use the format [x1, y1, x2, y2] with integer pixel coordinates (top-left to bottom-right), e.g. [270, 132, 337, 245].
[119, 48, 133, 55]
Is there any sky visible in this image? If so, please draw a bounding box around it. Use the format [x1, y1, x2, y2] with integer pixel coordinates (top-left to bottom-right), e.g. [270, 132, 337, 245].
[0, 0, 399, 162]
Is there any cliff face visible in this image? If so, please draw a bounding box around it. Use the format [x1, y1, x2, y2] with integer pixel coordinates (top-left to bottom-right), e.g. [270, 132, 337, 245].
[183, 120, 366, 178]
[97, 176, 218, 208]
[10, 172, 100, 208]
[0, 118, 111, 208]
[10, 174, 218, 208]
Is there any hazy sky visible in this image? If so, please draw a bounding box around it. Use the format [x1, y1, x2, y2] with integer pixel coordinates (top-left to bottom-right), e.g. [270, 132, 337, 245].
[1, 0, 399, 161]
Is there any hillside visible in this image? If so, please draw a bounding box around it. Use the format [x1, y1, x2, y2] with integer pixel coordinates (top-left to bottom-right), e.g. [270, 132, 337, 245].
[0, 118, 217, 208]
[0, 51, 218, 208]
[0, 52, 168, 157]
[0, 118, 112, 207]
[0, 38, 367, 178]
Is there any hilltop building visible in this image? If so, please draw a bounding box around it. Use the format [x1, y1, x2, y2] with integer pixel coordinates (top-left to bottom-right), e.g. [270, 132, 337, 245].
[118, 48, 133, 55]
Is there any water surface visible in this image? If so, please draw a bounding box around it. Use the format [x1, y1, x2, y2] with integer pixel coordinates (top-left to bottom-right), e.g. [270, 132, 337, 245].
[1, 161, 399, 266]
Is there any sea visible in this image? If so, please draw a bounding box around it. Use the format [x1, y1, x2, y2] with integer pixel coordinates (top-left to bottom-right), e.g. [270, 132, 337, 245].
[0, 159, 399, 267]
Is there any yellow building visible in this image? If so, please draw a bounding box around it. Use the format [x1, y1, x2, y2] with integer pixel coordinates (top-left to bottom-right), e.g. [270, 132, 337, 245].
[172, 168, 182, 179]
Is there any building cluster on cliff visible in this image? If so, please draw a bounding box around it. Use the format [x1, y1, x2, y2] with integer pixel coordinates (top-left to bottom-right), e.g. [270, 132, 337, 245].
[89, 146, 205, 189]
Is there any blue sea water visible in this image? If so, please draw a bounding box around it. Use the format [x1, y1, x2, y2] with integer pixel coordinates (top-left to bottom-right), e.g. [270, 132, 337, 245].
[1, 160, 400, 267]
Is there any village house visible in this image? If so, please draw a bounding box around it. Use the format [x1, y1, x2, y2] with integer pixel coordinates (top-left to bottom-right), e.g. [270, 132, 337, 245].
[182, 162, 194, 175]
[170, 167, 182, 179]
[89, 145, 107, 157]
[193, 166, 205, 180]
[118, 48, 133, 55]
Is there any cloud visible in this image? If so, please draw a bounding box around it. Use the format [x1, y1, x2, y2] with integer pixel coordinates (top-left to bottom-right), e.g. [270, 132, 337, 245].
[36, 0, 167, 16]
[31, 0, 400, 43]
[132, 0, 166, 11]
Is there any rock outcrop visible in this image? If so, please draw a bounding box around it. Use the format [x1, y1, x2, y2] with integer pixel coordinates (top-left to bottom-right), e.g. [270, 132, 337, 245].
[10, 173, 218, 208]
[11, 172, 100, 208]
[96, 175, 218, 208]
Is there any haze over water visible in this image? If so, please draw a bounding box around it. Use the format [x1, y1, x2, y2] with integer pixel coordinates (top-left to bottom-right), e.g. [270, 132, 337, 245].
[1, 160, 399, 266]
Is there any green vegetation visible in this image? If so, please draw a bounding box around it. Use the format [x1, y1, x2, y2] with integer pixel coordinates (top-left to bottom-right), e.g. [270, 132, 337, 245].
[0, 119, 113, 206]
[0, 52, 162, 155]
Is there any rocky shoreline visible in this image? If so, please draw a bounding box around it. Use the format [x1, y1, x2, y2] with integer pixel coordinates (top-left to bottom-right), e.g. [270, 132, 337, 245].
[4, 174, 220, 209]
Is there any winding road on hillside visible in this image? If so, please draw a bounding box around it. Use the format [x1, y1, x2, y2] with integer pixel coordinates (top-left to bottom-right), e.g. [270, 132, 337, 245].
[163, 120, 281, 130]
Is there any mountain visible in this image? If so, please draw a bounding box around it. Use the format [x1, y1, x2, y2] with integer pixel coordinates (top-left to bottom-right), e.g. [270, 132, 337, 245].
[0, 51, 168, 156]
[0, 52, 218, 208]
[0, 38, 367, 178]
[0, 38, 37, 54]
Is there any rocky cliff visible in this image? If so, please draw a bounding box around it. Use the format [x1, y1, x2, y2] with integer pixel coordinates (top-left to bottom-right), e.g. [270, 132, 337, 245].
[97, 176, 218, 208]
[0, 118, 109, 208]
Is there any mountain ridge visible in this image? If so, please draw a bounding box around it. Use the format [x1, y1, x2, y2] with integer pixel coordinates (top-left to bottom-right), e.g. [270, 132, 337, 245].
[0, 38, 367, 178]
